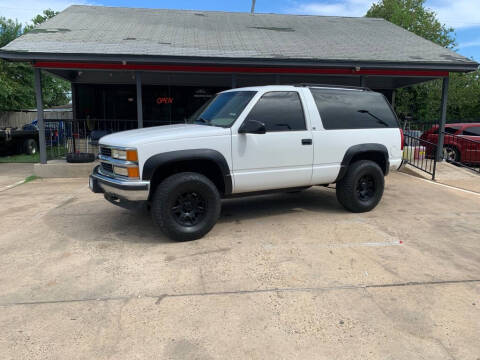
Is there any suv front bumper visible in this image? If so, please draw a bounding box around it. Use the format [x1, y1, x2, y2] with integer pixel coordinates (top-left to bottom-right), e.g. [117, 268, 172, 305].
[89, 165, 150, 207]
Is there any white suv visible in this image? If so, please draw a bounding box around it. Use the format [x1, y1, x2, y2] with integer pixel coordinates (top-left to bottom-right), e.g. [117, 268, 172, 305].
[89, 85, 403, 241]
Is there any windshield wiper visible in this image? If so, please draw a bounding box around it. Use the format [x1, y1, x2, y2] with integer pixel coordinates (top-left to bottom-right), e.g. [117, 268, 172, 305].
[194, 117, 211, 125]
[358, 110, 390, 127]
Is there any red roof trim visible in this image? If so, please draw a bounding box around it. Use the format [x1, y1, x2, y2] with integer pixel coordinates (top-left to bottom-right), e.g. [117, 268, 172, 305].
[34, 61, 449, 77]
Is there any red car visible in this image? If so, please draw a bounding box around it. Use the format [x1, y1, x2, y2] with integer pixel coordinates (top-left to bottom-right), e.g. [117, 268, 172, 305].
[420, 123, 480, 164]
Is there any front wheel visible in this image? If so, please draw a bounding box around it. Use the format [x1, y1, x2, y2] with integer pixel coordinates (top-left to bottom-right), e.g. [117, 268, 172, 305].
[443, 145, 459, 163]
[151, 172, 221, 241]
[23, 138, 38, 155]
[336, 160, 385, 213]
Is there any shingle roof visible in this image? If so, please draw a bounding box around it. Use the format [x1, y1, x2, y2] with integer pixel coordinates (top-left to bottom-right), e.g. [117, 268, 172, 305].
[1, 5, 477, 71]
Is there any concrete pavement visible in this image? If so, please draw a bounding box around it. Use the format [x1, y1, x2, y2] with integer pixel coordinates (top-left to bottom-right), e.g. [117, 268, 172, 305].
[0, 163, 33, 190]
[0, 171, 479, 359]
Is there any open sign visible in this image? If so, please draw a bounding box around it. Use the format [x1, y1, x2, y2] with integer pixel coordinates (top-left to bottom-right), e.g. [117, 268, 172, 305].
[156, 97, 173, 104]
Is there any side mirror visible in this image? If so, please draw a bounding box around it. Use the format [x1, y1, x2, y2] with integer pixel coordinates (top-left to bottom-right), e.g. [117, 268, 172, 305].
[238, 119, 266, 134]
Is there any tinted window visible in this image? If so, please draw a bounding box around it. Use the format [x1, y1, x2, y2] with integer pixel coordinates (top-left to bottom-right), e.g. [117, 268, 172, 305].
[445, 126, 460, 134]
[246, 92, 306, 132]
[430, 126, 459, 135]
[462, 126, 480, 136]
[311, 89, 399, 130]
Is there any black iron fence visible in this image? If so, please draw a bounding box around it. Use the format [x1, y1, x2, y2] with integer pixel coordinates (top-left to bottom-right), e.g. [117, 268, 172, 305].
[403, 131, 437, 179]
[55, 118, 184, 162]
[401, 120, 480, 178]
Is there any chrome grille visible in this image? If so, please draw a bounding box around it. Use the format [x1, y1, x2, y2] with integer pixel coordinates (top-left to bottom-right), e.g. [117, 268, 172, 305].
[101, 162, 113, 174]
[100, 147, 111, 157]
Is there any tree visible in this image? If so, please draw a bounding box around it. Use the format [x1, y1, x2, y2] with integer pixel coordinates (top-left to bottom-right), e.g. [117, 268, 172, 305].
[366, 0, 455, 48]
[366, 0, 480, 123]
[0, 10, 70, 111]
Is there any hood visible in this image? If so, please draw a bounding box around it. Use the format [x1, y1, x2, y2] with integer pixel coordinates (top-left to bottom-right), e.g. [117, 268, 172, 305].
[98, 124, 231, 147]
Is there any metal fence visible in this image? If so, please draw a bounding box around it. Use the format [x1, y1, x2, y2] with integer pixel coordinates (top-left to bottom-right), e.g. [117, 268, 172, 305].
[43, 118, 185, 163]
[401, 120, 480, 178]
[403, 131, 437, 179]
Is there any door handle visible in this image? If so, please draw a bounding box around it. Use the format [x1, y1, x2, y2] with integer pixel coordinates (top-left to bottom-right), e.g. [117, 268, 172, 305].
[301, 139, 312, 145]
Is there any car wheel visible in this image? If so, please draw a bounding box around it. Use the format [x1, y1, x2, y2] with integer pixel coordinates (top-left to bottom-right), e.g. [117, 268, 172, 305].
[443, 145, 459, 163]
[23, 138, 38, 155]
[336, 160, 385, 213]
[151, 172, 221, 241]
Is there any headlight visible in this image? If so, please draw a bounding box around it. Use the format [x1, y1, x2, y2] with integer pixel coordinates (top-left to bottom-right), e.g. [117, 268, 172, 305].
[111, 149, 138, 162]
[111, 149, 127, 160]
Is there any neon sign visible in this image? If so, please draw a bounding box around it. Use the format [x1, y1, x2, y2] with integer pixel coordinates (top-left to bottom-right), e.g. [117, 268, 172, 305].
[156, 97, 173, 104]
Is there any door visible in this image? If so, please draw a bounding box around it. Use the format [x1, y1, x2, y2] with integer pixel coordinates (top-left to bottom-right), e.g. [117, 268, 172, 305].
[231, 91, 313, 193]
[460, 125, 480, 163]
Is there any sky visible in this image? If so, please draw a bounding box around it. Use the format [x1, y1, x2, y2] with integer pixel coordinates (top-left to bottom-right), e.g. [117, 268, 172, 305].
[1, 0, 479, 61]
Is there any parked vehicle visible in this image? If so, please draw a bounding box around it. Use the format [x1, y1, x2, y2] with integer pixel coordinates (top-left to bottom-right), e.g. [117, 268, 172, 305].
[89, 85, 403, 241]
[0, 119, 71, 157]
[0, 127, 39, 155]
[420, 123, 480, 164]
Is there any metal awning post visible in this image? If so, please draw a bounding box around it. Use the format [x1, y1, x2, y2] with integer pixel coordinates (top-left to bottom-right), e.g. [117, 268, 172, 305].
[135, 71, 143, 128]
[34, 68, 47, 164]
[435, 76, 449, 162]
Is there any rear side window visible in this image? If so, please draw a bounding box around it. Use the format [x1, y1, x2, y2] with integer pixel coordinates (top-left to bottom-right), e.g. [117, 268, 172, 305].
[445, 126, 460, 134]
[246, 91, 306, 132]
[310, 89, 399, 130]
[430, 126, 460, 135]
[462, 126, 480, 136]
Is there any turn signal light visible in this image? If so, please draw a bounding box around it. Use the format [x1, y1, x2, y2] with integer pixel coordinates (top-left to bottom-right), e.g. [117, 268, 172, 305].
[126, 150, 138, 162]
[127, 167, 140, 178]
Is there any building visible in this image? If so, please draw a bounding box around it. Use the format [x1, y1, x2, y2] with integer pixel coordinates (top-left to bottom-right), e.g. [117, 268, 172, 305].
[0, 5, 478, 163]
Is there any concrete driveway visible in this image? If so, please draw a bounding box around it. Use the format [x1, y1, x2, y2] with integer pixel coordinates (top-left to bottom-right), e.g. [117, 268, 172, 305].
[0, 171, 479, 359]
[0, 163, 33, 190]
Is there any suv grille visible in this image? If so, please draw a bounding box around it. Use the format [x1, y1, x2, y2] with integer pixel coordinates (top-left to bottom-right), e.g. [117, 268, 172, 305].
[100, 147, 111, 157]
[101, 162, 113, 174]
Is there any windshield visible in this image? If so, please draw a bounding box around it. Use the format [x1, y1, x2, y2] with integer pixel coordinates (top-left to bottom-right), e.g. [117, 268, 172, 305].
[188, 91, 256, 127]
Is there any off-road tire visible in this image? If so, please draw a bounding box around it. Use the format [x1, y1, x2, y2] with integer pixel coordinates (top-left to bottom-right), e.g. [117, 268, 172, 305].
[151, 172, 221, 241]
[66, 152, 95, 163]
[336, 160, 384, 213]
[23, 138, 38, 155]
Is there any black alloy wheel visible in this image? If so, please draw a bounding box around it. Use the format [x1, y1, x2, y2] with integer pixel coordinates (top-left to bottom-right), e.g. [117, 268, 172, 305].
[171, 191, 207, 227]
[356, 175, 376, 202]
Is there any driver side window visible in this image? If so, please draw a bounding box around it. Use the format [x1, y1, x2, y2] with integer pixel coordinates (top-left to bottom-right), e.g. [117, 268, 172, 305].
[245, 91, 306, 132]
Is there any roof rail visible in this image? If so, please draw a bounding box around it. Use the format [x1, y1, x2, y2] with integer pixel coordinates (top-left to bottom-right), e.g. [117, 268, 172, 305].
[294, 83, 371, 91]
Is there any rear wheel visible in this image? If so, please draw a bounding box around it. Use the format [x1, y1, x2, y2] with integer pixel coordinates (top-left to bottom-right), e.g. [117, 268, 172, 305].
[23, 138, 37, 155]
[336, 160, 384, 213]
[151, 172, 221, 241]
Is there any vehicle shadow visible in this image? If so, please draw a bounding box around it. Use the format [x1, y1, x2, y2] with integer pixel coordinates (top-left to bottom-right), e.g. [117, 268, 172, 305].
[218, 187, 343, 223]
[44, 187, 343, 244]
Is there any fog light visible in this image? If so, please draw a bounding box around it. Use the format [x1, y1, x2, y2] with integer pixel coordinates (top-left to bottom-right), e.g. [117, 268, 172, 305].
[113, 166, 129, 177]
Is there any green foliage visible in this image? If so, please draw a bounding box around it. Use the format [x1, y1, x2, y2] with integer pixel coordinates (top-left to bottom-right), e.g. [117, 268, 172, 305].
[366, 0, 455, 48]
[366, 0, 480, 122]
[0, 10, 70, 111]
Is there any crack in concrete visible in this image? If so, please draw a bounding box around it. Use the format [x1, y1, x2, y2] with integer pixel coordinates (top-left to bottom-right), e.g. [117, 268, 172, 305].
[1, 279, 479, 308]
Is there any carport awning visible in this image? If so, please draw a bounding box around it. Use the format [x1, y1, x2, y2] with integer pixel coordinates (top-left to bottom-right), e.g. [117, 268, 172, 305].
[0, 5, 478, 75]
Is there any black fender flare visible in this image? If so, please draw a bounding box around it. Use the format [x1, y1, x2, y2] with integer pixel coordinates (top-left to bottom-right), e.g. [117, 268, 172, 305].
[142, 149, 232, 195]
[335, 143, 389, 182]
